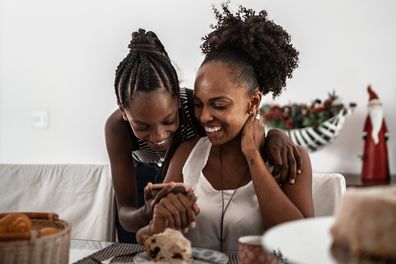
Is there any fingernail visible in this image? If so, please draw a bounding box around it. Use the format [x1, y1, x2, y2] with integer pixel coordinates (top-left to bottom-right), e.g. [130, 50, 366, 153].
[191, 221, 196, 229]
[289, 178, 295, 184]
[297, 169, 302, 174]
[183, 228, 189, 233]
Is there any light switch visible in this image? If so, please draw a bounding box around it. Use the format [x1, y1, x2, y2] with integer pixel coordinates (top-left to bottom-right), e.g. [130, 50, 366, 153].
[32, 111, 49, 128]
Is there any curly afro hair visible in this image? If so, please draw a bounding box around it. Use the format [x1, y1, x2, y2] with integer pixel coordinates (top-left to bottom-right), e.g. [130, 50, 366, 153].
[201, 3, 299, 98]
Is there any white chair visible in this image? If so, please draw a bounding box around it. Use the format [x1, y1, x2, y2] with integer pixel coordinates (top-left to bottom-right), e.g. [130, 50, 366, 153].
[312, 173, 346, 216]
[0, 164, 115, 241]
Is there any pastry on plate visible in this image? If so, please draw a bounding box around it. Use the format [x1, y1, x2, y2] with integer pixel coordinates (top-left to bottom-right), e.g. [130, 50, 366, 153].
[143, 228, 193, 263]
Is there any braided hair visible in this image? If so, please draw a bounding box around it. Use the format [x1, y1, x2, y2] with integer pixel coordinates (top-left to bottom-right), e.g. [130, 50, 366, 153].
[201, 3, 299, 98]
[114, 29, 187, 179]
[114, 29, 180, 107]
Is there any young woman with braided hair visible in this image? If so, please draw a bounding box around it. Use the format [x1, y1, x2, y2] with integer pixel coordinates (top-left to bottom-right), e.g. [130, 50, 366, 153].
[137, 4, 314, 251]
[105, 28, 303, 243]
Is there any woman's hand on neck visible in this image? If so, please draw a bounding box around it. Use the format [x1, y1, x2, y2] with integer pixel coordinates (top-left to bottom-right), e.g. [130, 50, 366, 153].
[240, 110, 265, 157]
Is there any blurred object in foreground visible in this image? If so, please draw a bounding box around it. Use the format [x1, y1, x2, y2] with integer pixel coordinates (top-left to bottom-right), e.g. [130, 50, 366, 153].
[330, 185, 396, 261]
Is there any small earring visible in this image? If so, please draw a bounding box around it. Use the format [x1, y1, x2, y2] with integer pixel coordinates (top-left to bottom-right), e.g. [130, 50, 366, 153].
[122, 114, 128, 121]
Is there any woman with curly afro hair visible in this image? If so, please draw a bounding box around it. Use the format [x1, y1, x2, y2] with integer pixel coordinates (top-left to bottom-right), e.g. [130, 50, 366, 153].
[137, 4, 314, 251]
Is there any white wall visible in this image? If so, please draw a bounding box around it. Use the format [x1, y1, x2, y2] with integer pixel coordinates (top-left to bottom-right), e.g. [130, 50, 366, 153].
[0, 0, 395, 174]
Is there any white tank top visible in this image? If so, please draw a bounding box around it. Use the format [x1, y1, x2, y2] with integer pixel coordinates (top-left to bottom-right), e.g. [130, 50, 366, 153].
[183, 137, 265, 252]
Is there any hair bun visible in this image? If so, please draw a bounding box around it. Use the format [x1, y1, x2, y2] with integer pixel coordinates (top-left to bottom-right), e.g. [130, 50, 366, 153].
[201, 4, 299, 98]
[128, 29, 166, 55]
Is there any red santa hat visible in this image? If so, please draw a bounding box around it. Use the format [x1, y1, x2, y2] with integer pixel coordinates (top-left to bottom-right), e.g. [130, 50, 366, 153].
[367, 85, 381, 105]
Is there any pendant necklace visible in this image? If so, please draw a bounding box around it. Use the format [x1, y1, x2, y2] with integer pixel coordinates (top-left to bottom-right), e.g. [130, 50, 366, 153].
[155, 150, 168, 167]
[219, 146, 249, 252]
[157, 158, 165, 167]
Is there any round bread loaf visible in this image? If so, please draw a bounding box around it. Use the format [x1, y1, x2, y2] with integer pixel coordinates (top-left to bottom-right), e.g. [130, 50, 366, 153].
[330, 185, 396, 259]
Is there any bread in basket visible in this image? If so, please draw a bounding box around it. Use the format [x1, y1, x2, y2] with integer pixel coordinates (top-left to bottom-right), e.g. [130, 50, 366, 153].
[0, 212, 71, 264]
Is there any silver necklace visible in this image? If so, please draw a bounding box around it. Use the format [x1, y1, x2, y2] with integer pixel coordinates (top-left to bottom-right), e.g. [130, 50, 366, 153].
[157, 158, 165, 167]
[219, 146, 249, 252]
[155, 150, 168, 167]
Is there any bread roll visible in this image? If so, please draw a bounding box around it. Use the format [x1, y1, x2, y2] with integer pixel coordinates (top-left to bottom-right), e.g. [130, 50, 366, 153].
[0, 213, 32, 234]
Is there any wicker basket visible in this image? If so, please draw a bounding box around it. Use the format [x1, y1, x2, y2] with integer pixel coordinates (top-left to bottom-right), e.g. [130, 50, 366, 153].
[282, 107, 354, 152]
[0, 212, 71, 264]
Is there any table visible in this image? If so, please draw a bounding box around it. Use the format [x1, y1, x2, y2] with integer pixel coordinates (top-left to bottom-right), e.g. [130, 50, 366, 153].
[70, 239, 114, 263]
[343, 173, 396, 188]
[69, 239, 239, 264]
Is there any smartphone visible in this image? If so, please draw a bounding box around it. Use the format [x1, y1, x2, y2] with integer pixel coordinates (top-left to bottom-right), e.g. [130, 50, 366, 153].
[150, 183, 187, 196]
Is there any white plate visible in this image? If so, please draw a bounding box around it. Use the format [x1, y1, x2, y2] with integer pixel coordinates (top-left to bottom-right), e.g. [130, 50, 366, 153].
[262, 216, 336, 264]
[133, 247, 228, 264]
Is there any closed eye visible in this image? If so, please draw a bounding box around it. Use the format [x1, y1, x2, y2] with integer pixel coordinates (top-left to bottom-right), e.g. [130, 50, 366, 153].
[132, 124, 149, 131]
[213, 104, 226, 110]
[163, 118, 176, 125]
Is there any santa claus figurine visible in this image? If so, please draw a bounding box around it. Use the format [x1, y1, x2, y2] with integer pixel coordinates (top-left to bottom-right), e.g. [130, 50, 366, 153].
[361, 85, 390, 181]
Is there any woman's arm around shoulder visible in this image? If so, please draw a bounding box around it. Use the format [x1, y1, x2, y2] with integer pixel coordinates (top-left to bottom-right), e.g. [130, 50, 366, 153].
[264, 128, 303, 184]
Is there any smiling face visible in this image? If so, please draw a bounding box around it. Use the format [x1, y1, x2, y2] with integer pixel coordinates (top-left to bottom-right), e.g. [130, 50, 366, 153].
[122, 89, 179, 151]
[194, 61, 256, 145]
